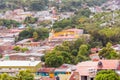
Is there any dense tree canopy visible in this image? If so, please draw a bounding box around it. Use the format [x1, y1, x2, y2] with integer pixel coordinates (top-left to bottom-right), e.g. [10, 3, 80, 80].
[24, 16, 38, 24]
[45, 52, 64, 67]
[18, 27, 49, 41]
[16, 70, 34, 80]
[53, 9, 120, 47]
[44, 39, 90, 67]
[95, 70, 120, 80]
[0, 19, 20, 28]
[53, 8, 91, 30]
[99, 42, 118, 59]
[59, 0, 108, 12]
[44, 9, 120, 67]
[30, 0, 48, 11]
[13, 46, 29, 53]
[0, 70, 34, 80]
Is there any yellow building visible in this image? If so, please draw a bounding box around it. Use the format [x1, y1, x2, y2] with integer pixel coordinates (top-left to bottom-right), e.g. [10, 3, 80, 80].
[0, 60, 41, 75]
[49, 28, 83, 42]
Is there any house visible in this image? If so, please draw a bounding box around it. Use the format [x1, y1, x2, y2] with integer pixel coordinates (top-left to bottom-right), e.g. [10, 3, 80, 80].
[89, 6, 102, 13]
[39, 77, 56, 80]
[58, 74, 71, 80]
[69, 72, 79, 80]
[38, 71, 79, 80]
[112, 44, 120, 52]
[76, 60, 120, 80]
[89, 53, 99, 61]
[36, 64, 79, 80]
[36, 64, 75, 77]
[54, 64, 76, 76]
[90, 48, 100, 53]
[0, 39, 14, 54]
[37, 68, 55, 76]
[16, 39, 41, 48]
[0, 60, 41, 76]
[2, 9, 33, 22]
[3, 53, 44, 61]
[0, 28, 22, 38]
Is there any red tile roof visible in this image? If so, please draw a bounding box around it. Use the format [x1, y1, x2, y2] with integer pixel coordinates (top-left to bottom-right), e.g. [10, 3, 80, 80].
[76, 61, 97, 76]
[97, 60, 118, 70]
[38, 68, 55, 73]
[90, 48, 100, 52]
[76, 60, 119, 76]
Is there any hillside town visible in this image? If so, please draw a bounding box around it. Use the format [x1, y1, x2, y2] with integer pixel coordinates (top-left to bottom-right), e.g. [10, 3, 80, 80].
[0, 0, 120, 80]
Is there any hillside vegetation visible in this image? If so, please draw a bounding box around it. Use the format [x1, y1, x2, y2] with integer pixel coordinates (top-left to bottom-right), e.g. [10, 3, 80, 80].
[0, 0, 108, 12]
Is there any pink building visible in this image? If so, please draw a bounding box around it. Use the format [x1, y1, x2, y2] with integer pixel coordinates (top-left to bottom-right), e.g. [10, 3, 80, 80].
[76, 60, 120, 80]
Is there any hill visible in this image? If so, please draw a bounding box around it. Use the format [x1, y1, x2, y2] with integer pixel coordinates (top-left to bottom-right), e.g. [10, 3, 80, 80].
[0, 0, 108, 12]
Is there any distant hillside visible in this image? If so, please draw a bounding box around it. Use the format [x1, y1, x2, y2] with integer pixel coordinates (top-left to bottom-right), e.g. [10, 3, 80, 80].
[0, 0, 48, 11]
[0, 0, 108, 12]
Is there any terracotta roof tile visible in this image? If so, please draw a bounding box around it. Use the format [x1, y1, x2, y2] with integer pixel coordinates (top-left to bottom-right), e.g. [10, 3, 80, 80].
[76, 60, 119, 76]
[38, 68, 55, 73]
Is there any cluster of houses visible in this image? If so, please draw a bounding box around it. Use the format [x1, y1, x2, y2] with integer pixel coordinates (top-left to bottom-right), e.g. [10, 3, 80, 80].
[1, 58, 120, 80]
[0, 0, 120, 79]
[0, 8, 74, 24]
[102, 0, 120, 11]
[0, 27, 120, 80]
[0, 9, 32, 22]
[88, 0, 120, 14]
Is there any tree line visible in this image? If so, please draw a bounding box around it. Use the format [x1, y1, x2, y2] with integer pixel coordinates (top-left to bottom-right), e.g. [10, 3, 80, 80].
[0, 70, 34, 80]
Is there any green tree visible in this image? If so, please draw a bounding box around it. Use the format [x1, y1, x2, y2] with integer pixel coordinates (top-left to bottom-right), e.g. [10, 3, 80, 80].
[33, 31, 39, 41]
[53, 19, 72, 29]
[99, 42, 118, 59]
[55, 45, 70, 52]
[21, 47, 29, 53]
[77, 44, 89, 62]
[0, 73, 11, 80]
[0, 70, 34, 80]
[45, 52, 63, 67]
[73, 38, 86, 51]
[44, 38, 91, 66]
[30, 0, 48, 11]
[13, 46, 21, 51]
[18, 28, 48, 41]
[78, 44, 89, 55]
[16, 70, 34, 80]
[71, 49, 78, 56]
[95, 70, 120, 80]
[0, 19, 20, 28]
[75, 8, 91, 17]
[98, 28, 120, 46]
[13, 46, 29, 52]
[36, 28, 49, 40]
[24, 16, 38, 24]
[60, 51, 72, 64]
